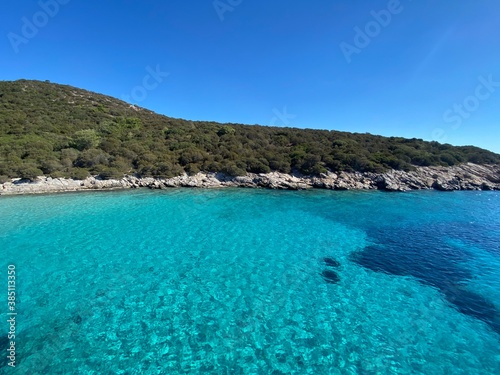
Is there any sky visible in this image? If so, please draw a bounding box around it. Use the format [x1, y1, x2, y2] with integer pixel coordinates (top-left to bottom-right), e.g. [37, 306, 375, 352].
[1, 0, 499, 153]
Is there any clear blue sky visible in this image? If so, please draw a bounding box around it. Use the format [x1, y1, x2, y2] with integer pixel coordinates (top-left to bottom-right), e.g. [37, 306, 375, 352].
[1, 0, 499, 153]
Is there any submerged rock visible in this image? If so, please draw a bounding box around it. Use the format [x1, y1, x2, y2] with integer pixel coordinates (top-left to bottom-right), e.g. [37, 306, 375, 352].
[321, 269, 340, 284]
[323, 257, 341, 267]
[73, 314, 83, 324]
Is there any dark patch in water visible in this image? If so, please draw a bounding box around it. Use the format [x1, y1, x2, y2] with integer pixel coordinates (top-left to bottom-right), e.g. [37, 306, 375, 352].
[441, 222, 500, 257]
[351, 225, 500, 335]
[444, 287, 500, 331]
[73, 315, 82, 324]
[321, 269, 340, 284]
[323, 257, 341, 268]
[0, 335, 9, 367]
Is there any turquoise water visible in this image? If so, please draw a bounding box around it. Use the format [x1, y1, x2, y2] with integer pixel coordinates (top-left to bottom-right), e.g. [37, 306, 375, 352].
[0, 189, 499, 374]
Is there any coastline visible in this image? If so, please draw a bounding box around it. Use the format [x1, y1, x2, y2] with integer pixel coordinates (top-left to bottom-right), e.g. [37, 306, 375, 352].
[1, 163, 499, 196]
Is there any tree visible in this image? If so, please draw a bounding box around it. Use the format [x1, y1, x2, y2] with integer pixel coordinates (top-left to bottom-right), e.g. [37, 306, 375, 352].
[17, 165, 43, 181]
[98, 167, 124, 180]
[222, 163, 246, 177]
[217, 125, 236, 137]
[74, 149, 110, 169]
[70, 168, 90, 180]
[72, 129, 100, 151]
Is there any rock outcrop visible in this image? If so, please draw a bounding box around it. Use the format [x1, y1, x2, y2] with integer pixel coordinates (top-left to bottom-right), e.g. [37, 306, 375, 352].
[1, 163, 499, 196]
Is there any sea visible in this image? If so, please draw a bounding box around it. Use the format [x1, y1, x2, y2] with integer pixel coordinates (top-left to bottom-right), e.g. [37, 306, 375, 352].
[0, 189, 499, 374]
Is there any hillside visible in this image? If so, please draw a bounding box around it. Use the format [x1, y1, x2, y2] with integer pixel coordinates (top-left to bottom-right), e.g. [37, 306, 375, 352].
[0, 79, 499, 182]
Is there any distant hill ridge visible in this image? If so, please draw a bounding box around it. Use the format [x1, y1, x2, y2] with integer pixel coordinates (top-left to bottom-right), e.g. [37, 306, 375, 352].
[0, 79, 499, 182]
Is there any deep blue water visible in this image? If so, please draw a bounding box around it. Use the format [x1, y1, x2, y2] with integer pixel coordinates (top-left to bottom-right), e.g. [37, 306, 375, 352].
[0, 189, 499, 374]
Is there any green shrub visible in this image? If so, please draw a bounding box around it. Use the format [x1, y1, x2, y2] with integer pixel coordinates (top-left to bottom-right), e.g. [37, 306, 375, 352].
[151, 162, 183, 178]
[246, 158, 271, 174]
[41, 160, 63, 174]
[17, 165, 43, 181]
[185, 163, 201, 175]
[217, 125, 236, 137]
[269, 159, 291, 173]
[97, 167, 123, 180]
[71, 129, 100, 151]
[74, 149, 110, 168]
[222, 163, 246, 177]
[69, 168, 90, 180]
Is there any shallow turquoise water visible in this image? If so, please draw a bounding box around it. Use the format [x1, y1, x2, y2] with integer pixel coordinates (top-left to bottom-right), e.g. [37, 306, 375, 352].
[0, 189, 499, 374]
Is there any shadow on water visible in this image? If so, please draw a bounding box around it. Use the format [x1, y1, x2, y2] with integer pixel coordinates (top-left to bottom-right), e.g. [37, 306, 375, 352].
[350, 225, 500, 335]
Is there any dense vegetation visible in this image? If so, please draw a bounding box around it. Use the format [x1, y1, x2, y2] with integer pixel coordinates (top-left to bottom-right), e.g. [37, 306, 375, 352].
[0, 79, 499, 181]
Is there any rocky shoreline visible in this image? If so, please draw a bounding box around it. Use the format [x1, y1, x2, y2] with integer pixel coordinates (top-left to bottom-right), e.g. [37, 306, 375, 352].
[1, 163, 499, 196]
